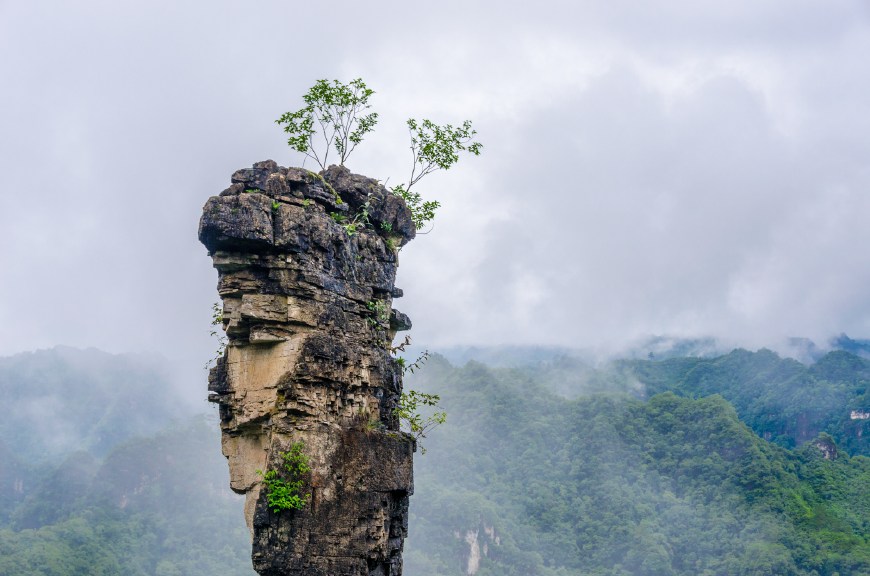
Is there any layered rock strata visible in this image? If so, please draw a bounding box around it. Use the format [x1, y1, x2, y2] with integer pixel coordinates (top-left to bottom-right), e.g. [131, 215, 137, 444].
[199, 161, 416, 576]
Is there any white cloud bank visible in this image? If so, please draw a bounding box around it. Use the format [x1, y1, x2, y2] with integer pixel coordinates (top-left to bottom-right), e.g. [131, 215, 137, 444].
[1, 0, 869, 373]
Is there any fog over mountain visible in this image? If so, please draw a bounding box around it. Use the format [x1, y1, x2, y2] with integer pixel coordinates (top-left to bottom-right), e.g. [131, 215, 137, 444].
[1, 345, 867, 575]
[2, 1, 869, 380]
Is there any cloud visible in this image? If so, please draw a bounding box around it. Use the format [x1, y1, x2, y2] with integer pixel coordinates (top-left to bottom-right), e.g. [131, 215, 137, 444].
[397, 48, 870, 349]
[1, 0, 868, 367]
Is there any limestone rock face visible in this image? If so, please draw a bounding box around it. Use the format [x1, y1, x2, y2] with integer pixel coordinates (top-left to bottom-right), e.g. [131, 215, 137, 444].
[199, 161, 416, 576]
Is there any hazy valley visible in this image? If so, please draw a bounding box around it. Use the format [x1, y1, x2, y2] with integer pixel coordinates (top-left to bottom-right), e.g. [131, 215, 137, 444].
[1, 343, 867, 575]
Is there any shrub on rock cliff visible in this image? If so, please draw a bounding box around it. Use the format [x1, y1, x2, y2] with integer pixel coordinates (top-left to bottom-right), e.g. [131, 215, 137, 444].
[256, 443, 311, 513]
[395, 389, 446, 454]
[392, 118, 481, 231]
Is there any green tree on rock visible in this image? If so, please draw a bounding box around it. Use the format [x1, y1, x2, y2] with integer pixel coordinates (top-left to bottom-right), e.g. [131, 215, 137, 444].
[276, 78, 482, 231]
[276, 78, 378, 170]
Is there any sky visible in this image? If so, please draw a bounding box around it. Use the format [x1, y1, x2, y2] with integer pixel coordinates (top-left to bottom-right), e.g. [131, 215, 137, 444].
[2, 0, 869, 384]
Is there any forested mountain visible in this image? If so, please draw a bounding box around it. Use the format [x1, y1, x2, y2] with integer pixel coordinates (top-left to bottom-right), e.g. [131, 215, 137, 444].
[1, 346, 868, 575]
[506, 347, 869, 456]
[0, 417, 255, 575]
[404, 354, 870, 575]
[618, 349, 870, 455]
[830, 335, 870, 360]
[0, 348, 255, 576]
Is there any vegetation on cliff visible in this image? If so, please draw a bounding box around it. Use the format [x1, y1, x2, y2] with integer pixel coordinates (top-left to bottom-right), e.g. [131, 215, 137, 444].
[256, 443, 311, 513]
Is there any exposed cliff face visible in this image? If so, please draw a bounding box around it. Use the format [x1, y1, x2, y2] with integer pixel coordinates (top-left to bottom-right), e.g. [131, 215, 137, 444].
[199, 160, 416, 576]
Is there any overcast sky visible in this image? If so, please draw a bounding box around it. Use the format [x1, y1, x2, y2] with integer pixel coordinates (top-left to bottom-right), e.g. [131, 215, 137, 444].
[2, 1, 869, 383]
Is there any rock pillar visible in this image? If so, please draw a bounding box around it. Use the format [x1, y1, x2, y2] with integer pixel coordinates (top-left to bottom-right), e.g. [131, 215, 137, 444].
[199, 161, 416, 576]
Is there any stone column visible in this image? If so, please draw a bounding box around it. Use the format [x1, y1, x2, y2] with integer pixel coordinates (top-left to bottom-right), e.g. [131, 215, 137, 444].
[199, 161, 416, 576]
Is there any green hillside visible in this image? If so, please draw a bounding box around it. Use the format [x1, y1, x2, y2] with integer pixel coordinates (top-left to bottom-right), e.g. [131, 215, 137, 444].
[616, 349, 870, 455]
[497, 347, 869, 456]
[405, 356, 870, 575]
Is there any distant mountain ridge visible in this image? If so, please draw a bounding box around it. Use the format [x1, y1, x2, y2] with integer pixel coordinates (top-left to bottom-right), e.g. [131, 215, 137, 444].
[435, 333, 870, 367]
[432, 343, 870, 457]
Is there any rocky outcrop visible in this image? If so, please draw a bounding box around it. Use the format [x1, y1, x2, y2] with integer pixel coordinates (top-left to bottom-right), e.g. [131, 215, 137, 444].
[199, 161, 417, 575]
